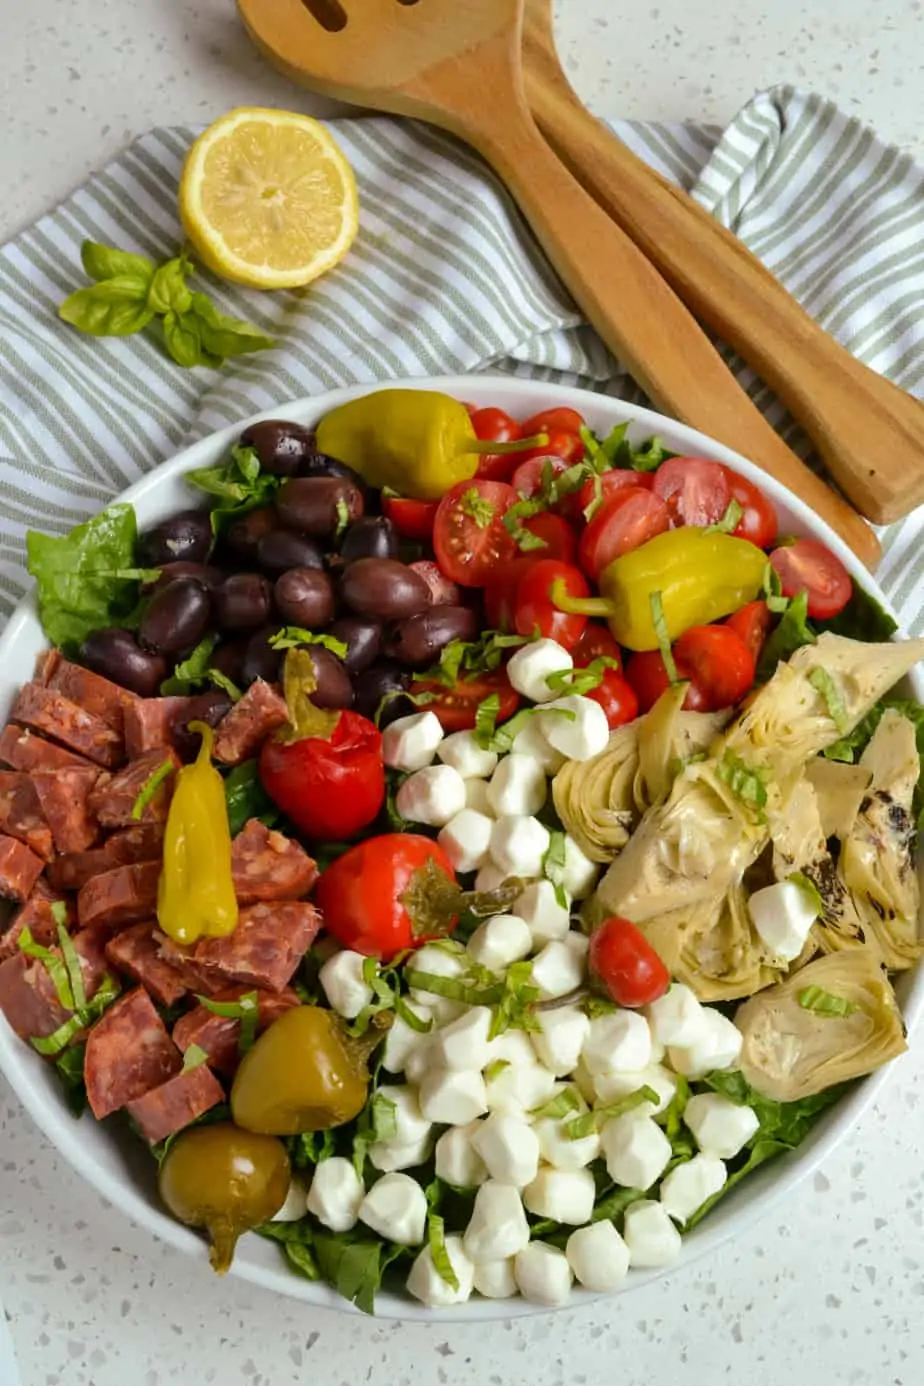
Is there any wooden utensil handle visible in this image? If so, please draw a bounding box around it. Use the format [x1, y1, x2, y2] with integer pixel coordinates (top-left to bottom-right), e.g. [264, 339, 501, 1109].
[525, 63, 924, 525]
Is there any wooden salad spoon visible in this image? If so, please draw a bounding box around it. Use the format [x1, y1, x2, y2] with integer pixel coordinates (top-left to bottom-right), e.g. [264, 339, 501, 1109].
[523, 0, 924, 525]
[237, 0, 880, 567]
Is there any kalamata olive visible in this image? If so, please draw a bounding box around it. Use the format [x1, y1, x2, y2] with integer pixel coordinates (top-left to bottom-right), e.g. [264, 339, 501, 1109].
[213, 573, 274, 631]
[351, 660, 414, 725]
[241, 626, 284, 686]
[172, 690, 234, 761]
[138, 509, 212, 567]
[339, 558, 432, 622]
[143, 561, 226, 594]
[340, 515, 399, 565]
[255, 528, 325, 575]
[209, 636, 249, 685]
[307, 646, 354, 709]
[273, 567, 336, 628]
[328, 616, 382, 673]
[79, 628, 166, 698]
[274, 477, 364, 539]
[139, 578, 212, 656]
[238, 419, 317, 477]
[387, 605, 479, 669]
[225, 506, 277, 561]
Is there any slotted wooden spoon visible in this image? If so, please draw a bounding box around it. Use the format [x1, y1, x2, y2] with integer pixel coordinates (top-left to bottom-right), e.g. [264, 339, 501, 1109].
[237, 0, 880, 567]
[523, 0, 924, 525]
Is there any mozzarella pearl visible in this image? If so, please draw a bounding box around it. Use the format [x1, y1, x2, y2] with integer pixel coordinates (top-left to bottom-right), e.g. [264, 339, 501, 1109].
[358, 1172, 427, 1245]
[514, 1242, 574, 1306]
[566, 1220, 631, 1291]
[382, 710, 444, 773]
[306, 1157, 364, 1232]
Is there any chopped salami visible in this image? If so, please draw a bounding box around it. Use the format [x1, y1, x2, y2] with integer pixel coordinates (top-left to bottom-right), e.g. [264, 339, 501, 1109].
[104, 922, 189, 1007]
[31, 764, 103, 855]
[0, 880, 74, 962]
[159, 901, 320, 994]
[0, 929, 108, 1043]
[0, 771, 54, 861]
[172, 986, 299, 1076]
[231, 819, 318, 904]
[48, 824, 164, 893]
[212, 680, 288, 766]
[124, 696, 192, 760]
[0, 723, 94, 774]
[0, 834, 44, 902]
[84, 987, 181, 1119]
[39, 653, 139, 733]
[126, 1063, 225, 1143]
[77, 860, 161, 934]
[11, 684, 123, 768]
[88, 748, 180, 829]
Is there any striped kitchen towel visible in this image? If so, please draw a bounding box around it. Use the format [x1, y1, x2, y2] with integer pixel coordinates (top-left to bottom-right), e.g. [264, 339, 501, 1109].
[2, 84, 924, 626]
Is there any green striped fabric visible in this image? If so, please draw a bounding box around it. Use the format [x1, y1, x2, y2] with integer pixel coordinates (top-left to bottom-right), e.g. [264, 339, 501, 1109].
[2, 86, 924, 628]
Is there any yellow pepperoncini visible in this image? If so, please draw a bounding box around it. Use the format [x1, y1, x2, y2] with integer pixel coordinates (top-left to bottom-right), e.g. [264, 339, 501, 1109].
[315, 389, 548, 500]
[157, 721, 238, 946]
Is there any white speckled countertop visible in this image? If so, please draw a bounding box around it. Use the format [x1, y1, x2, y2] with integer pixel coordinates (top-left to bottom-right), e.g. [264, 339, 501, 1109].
[4, 1, 924, 1383]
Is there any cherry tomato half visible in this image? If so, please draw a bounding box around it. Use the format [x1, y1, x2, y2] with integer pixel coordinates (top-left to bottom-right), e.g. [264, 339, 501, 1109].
[578, 487, 671, 580]
[520, 510, 578, 565]
[381, 494, 439, 543]
[514, 559, 589, 650]
[510, 454, 571, 500]
[725, 600, 773, 664]
[588, 917, 670, 1008]
[672, 624, 756, 712]
[576, 467, 654, 521]
[414, 668, 520, 734]
[433, 479, 518, 588]
[624, 650, 710, 713]
[469, 406, 522, 483]
[587, 670, 638, 728]
[724, 467, 778, 549]
[518, 406, 586, 437]
[571, 622, 622, 671]
[652, 456, 730, 527]
[769, 538, 853, 620]
[513, 429, 586, 469]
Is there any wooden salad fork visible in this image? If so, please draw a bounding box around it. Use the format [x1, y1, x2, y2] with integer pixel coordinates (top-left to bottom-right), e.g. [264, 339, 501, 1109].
[523, 0, 924, 525]
[237, 0, 880, 567]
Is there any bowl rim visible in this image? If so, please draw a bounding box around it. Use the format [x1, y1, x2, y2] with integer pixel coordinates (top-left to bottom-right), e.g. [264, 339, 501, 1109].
[1, 371, 920, 1322]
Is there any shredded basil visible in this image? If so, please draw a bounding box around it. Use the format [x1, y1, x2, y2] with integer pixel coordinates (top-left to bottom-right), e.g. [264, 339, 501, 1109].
[787, 871, 823, 918]
[130, 757, 175, 821]
[427, 1213, 460, 1291]
[198, 990, 259, 1053]
[207, 669, 243, 701]
[18, 927, 75, 1012]
[706, 498, 743, 534]
[333, 497, 351, 543]
[808, 666, 850, 734]
[474, 693, 501, 744]
[269, 626, 349, 659]
[483, 1058, 510, 1082]
[488, 960, 541, 1039]
[716, 749, 770, 818]
[649, 590, 678, 683]
[545, 656, 618, 698]
[564, 1085, 659, 1139]
[416, 630, 528, 689]
[530, 1086, 582, 1120]
[797, 986, 860, 1017]
[181, 1042, 210, 1073]
[542, 831, 569, 910]
[404, 970, 504, 1007]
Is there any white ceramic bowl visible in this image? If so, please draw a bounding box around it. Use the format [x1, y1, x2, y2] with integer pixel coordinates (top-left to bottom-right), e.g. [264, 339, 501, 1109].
[1, 375, 921, 1320]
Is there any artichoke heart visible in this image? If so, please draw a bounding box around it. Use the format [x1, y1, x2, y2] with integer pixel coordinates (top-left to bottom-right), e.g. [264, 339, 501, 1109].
[552, 722, 640, 863]
[735, 947, 907, 1101]
[677, 880, 782, 1002]
[767, 773, 827, 881]
[633, 682, 729, 812]
[805, 758, 873, 841]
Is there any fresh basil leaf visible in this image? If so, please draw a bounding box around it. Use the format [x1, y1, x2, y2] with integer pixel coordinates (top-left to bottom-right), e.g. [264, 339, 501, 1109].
[284, 1239, 322, 1281]
[81, 240, 154, 286]
[222, 759, 280, 837]
[756, 589, 816, 680]
[189, 294, 274, 358]
[312, 1231, 404, 1316]
[285, 1128, 338, 1169]
[147, 258, 193, 316]
[809, 666, 849, 734]
[59, 277, 155, 337]
[797, 985, 860, 1017]
[159, 634, 220, 695]
[162, 309, 218, 369]
[590, 1183, 645, 1225]
[818, 581, 898, 642]
[186, 445, 283, 533]
[660, 1073, 690, 1142]
[55, 1043, 88, 1116]
[130, 757, 175, 821]
[702, 1070, 848, 1147]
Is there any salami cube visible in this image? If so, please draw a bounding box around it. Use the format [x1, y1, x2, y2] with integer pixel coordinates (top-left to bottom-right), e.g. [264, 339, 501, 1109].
[0, 771, 54, 861]
[124, 696, 192, 760]
[126, 1063, 225, 1144]
[0, 929, 108, 1043]
[231, 819, 318, 904]
[39, 653, 140, 734]
[11, 684, 123, 768]
[77, 860, 161, 934]
[88, 748, 180, 830]
[172, 986, 299, 1077]
[0, 834, 44, 902]
[0, 879, 74, 962]
[0, 723, 94, 773]
[212, 680, 288, 766]
[104, 921, 189, 1007]
[48, 824, 164, 893]
[84, 987, 181, 1119]
[161, 901, 320, 994]
[32, 764, 104, 855]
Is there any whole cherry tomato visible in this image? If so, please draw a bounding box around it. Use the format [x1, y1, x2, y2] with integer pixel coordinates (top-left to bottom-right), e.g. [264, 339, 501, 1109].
[413, 668, 520, 733]
[673, 624, 756, 711]
[433, 479, 518, 587]
[769, 538, 852, 619]
[571, 622, 622, 671]
[587, 670, 638, 728]
[576, 467, 654, 521]
[725, 600, 773, 664]
[513, 559, 589, 649]
[520, 510, 578, 564]
[381, 494, 439, 543]
[518, 407, 586, 437]
[588, 916, 670, 1007]
[469, 407, 522, 483]
[723, 468, 778, 549]
[259, 710, 384, 841]
[511, 430, 586, 469]
[652, 457, 731, 527]
[624, 650, 710, 713]
[578, 487, 671, 579]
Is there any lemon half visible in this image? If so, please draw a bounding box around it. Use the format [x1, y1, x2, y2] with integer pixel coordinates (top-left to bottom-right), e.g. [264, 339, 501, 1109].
[179, 107, 359, 290]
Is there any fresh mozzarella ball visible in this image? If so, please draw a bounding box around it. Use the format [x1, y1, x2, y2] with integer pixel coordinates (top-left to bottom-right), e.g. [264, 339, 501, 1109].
[592, 1063, 677, 1115]
[523, 1166, 595, 1224]
[510, 717, 566, 774]
[434, 1006, 495, 1071]
[486, 1059, 557, 1117]
[438, 808, 493, 873]
[506, 639, 574, 704]
[514, 1242, 574, 1306]
[530, 939, 586, 999]
[272, 1175, 309, 1222]
[564, 931, 590, 967]
[559, 835, 599, 900]
[471, 1113, 541, 1187]
[683, 1093, 760, 1160]
[373, 1085, 431, 1147]
[539, 694, 610, 762]
[383, 1004, 435, 1075]
[600, 1113, 672, 1190]
[382, 710, 444, 772]
[434, 1120, 489, 1187]
[407, 1235, 475, 1307]
[306, 1157, 364, 1233]
[534, 1114, 600, 1171]
[465, 777, 494, 817]
[513, 878, 571, 946]
[467, 914, 533, 972]
[407, 943, 466, 1005]
[622, 1199, 682, 1268]
[490, 815, 551, 878]
[395, 764, 467, 827]
[582, 1011, 652, 1077]
[748, 879, 818, 962]
[418, 1067, 488, 1125]
[472, 1258, 518, 1299]
[437, 730, 498, 779]
[487, 753, 547, 818]
[368, 1132, 433, 1173]
[659, 1154, 727, 1224]
[571, 1056, 598, 1105]
[318, 949, 374, 1020]
[359, 1173, 428, 1245]
[530, 1005, 590, 1076]
[566, 1220, 631, 1291]
[646, 983, 708, 1049]
[668, 1009, 742, 1080]
[463, 1181, 531, 1261]
[490, 1029, 537, 1066]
